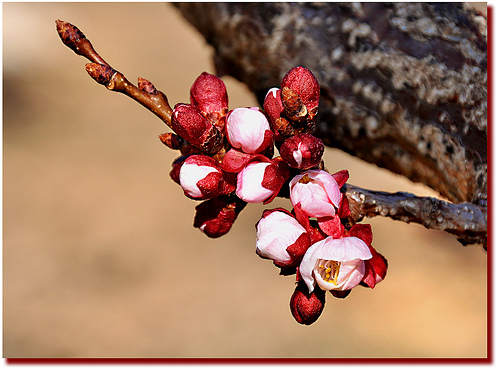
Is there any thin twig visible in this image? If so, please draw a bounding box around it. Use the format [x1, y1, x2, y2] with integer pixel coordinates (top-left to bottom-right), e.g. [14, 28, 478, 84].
[56, 20, 173, 128]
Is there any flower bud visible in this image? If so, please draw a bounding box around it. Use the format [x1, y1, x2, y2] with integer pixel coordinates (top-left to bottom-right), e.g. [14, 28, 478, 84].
[289, 280, 325, 325]
[236, 159, 289, 204]
[178, 155, 224, 200]
[281, 66, 320, 118]
[279, 133, 324, 169]
[256, 209, 310, 268]
[226, 107, 274, 154]
[169, 155, 189, 184]
[190, 72, 228, 115]
[263, 88, 283, 123]
[289, 169, 342, 218]
[171, 103, 223, 155]
[193, 195, 246, 238]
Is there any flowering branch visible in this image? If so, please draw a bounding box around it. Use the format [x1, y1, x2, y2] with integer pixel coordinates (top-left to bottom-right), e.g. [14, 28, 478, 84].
[56, 17, 485, 325]
[343, 184, 487, 248]
[55, 20, 173, 128]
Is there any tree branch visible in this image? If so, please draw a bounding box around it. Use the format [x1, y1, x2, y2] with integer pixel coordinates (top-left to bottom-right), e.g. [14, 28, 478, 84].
[343, 183, 487, 248]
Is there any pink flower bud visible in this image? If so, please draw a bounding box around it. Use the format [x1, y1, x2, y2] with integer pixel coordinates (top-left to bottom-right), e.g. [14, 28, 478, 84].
[236, 159, 289, 204]
[178, 155, 224, 200]
[190, 72, 228, 115]
[226, 107, 273, 154]
[236, 161, 274, 203]
[289, 170, 342, 218]
[299, 236, 373, 293]
[281, 66, 320, 115]
[193, 195, 246, 238]
[289, 280, 325, 325]
[256, 209, 310, 268]
[171, 103, 223, 154]
[279, 133, 324, 169]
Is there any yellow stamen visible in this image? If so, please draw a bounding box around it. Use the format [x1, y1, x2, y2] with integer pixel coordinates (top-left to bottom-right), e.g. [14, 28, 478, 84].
[299, 174, 313, 184]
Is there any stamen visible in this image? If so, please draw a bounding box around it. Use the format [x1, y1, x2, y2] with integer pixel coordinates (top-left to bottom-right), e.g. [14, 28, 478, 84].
[299, 174, 313, 184]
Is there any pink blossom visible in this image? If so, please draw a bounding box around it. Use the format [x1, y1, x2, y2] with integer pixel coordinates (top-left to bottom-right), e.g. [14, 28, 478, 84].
[236, 159, 289, 204]
[256, 209, 310, 267]
[299, 236, 372, 293]
[289, 170, 342, 217]
[226, 107, 273, 154]
[178, 155, 224, 200]
[236, 161, 274, 203]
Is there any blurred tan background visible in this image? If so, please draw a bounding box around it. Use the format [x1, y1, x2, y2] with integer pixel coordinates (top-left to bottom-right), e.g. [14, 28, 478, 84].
[3, 3, 487, 358]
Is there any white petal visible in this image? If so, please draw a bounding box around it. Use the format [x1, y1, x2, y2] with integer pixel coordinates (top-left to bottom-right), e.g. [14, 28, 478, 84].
[179, 163, 219, 198]
[317, 237, 372, 262]
[299, 239, 327, 293]
[236, 162, 274, 203]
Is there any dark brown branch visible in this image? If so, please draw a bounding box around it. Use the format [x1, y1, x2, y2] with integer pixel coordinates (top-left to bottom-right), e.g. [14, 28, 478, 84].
[343, 183, 487, 248]
[56, 20, 173, 128]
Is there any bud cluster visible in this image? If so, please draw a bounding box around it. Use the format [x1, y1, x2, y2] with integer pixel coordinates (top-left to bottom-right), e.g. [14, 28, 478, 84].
[159, 66, 388, 325]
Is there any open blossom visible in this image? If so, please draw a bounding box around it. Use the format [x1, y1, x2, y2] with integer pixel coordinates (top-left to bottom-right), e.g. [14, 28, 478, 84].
[299, 236, 372, 293]
[256, 209, 310, 268]
[289, 169, 342, 217]
[178, 155, 225, 200]
[226, 107, 273, 154]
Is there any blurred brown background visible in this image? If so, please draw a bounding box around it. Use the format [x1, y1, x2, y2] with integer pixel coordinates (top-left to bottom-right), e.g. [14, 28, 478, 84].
[3, 3, 487, 358]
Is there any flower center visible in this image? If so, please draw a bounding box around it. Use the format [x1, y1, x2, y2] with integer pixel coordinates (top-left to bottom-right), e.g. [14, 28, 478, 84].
[318, 259, 340, 285]
[299, 174, 313, 184]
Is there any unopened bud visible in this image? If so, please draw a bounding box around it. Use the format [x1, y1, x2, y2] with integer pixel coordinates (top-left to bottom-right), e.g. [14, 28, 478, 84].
[178, 155, 225, 200]
[190, 72, 228, 115]
[226, 107, 274, 154]
[281, 66, 320, 120]
[279, 133, 324, 169]
[138, 77, 157, 94]
[194, 195, 246, 238]
[85, 63, 115, 86]
[171, 103, 223, 155]
[289, 280, 325, 325]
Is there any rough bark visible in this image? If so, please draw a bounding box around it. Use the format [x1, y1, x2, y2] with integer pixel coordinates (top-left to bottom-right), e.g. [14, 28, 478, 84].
[174, 2, 488, 247]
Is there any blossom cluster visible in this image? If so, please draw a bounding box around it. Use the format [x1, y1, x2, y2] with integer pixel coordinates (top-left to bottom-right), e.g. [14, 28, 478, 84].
[160, 66, 388, 325]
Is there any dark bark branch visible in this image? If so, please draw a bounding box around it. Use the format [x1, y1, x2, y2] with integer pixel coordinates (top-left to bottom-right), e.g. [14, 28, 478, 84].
[343, 183, 487, 248]
[174, 2, 488, 247]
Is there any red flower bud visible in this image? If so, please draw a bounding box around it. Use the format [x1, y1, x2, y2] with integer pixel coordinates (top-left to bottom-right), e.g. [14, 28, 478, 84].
[190, 72, 229, 131]
[281, 66, 320, 118]
[193, 195, 246, 238]
[171, 103, 223, 155]
[289, 280, 325, 325]
[190, 72, 228, 115]
[178, 155, 226, 200]
[279, 133, 324, 169]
